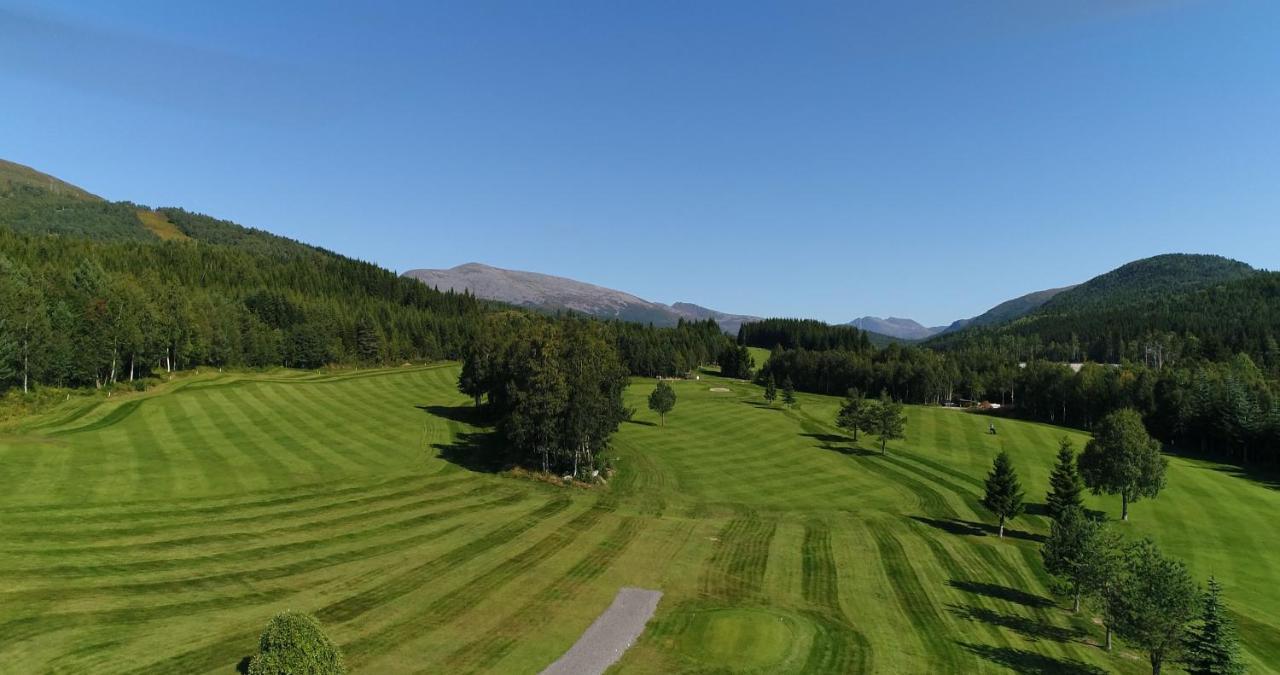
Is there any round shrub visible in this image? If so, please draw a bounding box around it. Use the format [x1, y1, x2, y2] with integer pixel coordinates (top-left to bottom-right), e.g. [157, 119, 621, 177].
[246, 611, 346, 675]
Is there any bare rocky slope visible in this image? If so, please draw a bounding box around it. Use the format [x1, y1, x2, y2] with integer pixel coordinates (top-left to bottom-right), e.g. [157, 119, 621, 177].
[402, 263, 761, 333]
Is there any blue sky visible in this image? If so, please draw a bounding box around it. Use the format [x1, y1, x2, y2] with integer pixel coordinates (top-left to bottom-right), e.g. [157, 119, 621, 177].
[2, 1, 1277, 325]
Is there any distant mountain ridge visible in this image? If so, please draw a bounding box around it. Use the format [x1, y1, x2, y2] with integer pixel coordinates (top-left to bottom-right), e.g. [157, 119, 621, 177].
[402, 263, 762, 333]
[846, 316, 945, 341]
[938, 285, 1077, 334]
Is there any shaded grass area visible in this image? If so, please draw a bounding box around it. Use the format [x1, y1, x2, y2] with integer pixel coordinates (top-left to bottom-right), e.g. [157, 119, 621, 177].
[0, 364, 1276, 673]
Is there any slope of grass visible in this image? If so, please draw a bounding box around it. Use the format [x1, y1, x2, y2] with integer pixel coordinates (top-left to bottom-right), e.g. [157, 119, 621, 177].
[0, 366, 1276, 673]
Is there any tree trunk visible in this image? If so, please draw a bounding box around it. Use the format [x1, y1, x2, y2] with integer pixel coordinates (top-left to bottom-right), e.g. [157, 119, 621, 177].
[1151, 652, 1161, 675]
[1105, 626, 1112, 651]
[881, 438, 887, 455]
[998, 516, 1005, 539]
[129, 355, 135, 382]
[22, 353, 28, 394]
[1121, 492, 1129, 521]
[1072, 588, 1080, 613]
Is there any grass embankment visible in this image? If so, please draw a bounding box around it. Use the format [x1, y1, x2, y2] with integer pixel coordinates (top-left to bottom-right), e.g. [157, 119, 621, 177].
[0, 365, 1275, 673]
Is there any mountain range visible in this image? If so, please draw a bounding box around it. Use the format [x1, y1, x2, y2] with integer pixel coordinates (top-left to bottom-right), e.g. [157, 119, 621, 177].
[403, 263, 1083, 341]
[402, 263, 763, 334]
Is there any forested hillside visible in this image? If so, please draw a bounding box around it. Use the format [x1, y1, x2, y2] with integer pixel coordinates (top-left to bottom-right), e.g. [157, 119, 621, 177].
[929, 254, 1275, 363]
[0, 161, 729, 396]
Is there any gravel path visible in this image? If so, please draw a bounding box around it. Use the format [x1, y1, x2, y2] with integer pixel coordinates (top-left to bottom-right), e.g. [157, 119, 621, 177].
[540, 587, 663, 675]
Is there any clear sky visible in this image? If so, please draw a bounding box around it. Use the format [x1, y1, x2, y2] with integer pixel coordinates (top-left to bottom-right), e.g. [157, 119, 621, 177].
[2, 1, 1277, 326]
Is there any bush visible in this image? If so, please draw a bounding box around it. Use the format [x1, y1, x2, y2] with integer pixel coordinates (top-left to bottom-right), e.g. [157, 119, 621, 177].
[246, 611, 346, 675]
[132, 377, 161, 392]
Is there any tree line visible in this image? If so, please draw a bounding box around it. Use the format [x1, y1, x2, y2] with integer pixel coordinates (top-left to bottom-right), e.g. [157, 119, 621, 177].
[755, 338, 1280, 466]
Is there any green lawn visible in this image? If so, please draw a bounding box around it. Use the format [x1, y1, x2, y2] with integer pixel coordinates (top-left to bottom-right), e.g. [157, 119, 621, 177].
[0, 365, 1275, 673]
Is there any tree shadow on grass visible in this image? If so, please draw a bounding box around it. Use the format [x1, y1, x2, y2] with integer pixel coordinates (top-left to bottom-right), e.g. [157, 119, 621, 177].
[947, 579, 1054, 609]
[235, 656, 251, 674]
[802, 433, 877, 456]
[1161, 444, 1280, 491]
[909, 515, 1045, 543]
[957, 642, 1105, 675]
[625, 419, 657, 427]
[419, 404, 512, 474]
[949, 604, 1085, 644]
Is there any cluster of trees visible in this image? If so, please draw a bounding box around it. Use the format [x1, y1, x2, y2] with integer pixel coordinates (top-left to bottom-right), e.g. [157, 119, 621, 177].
[737, 318, 874, 352]
[832, 389, 906, 454]
[613, 318, 728, 378]
[972, 412, 1243, 675]
[717, 345, 755, 380]
[0, 224, 486, 392]
[459, 316, 630, 478]
[754, 336, 1280, 466]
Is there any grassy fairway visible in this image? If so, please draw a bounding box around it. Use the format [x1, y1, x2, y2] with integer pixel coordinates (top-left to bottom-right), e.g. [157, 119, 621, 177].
[0, 366, 1277, 673]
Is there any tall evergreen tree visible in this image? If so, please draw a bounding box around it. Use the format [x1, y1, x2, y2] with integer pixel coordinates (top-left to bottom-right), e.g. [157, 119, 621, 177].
[781, 377, 796, 408]
[982, 450, 1025, 538]
[835, 389, 866, 442]
[1183, 576, 1246, 675]
[869, 392, 906, 454]
[1046, 436, 1085, 522]
[1042, 507, 1118, 612]
[1079, 408, 1168, 520]
[763, 374, 777, 406]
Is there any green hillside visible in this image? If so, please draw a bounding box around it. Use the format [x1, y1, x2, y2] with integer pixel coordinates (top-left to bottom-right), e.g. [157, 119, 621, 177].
[0, 364, 1274, 673]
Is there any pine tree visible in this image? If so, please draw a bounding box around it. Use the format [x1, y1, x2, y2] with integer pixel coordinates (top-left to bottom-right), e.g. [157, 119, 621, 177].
[836, 389, 865, 442]
[870, 392, 906, 454]
[1183, 576, 1245, 675]
[983, 450, 1025, 538]
[1043, 507, 1117, 612]
[763, 375, 777, 406]
[1046, 436, 1085, 522]
[781, 377, 796, 408]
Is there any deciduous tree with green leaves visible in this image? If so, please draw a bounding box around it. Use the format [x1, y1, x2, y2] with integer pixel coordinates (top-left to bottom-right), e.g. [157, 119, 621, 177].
[648, 380, 676, 426]
[1079, 408, 1168, 521]
[1046, 436, 1085, 522]
[982, 450, 1024, 538]
[246, 611, 347, 675]
[1106, 538, 1200, 675]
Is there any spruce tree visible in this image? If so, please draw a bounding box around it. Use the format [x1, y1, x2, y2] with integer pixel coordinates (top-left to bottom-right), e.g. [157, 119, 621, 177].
[1046, 436, 1085, 522]
[781, 377, 796, 408]
[763, 375, 777, 406]
[835, 389, 865, 441]
[870, 392, 906, 455]
[982, 450, 1024, 538]
[1183, 576, 1245, 675]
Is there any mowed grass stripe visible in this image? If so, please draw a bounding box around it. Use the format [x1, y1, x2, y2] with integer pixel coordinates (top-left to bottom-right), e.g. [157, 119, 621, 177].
[344, 497, 620, 661]
[228, 383, 349, 477]
[701, 511, 776, 601]
[0, 476, 483, 563]
[318, 494, 574, 625]
[870, 526, 968, 670]
[799, 519, 871, 673]
[440, 516, 644, 673]
[1, 489, 527, 582]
